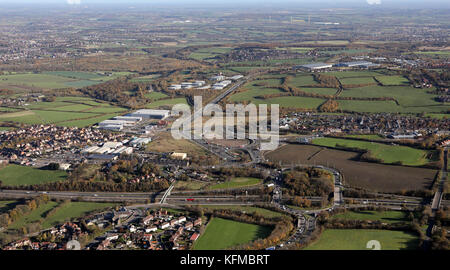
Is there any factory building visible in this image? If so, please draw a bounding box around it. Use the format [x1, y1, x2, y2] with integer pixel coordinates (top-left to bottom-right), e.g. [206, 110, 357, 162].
[335, 61, 379, 68]
[168, 84, 182, 90]
[295, 63, 333, 71]
[129, 137, 152, 147]
[210, 75, 225, 81]
[99, 125, 123, 131]
[128, 109, 170, 120]
[113, 116, 142, 123]
[171, 152, 188, 160]
[230, 75, 244, 81]
[212, 80, 232, 90]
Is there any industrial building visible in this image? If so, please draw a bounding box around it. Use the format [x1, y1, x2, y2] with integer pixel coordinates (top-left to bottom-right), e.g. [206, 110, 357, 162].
[113, 116, 142, 123]
[335, 61, 379, 68]
[168, 84, 182, 90]
[128, 109, 170, 120]
[99, 125, 123, 131]
[212, 80, 232, 90]
[230, 75, 244, 81]
[295, 63, 333, 71]
[81, 142, 133, 156]
[129, 137, 152, 147]
[210, 75, 225, 81]
[171, 152, 188, 160]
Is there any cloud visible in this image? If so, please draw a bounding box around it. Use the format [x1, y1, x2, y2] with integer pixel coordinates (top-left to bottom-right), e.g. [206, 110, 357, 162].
[67, 0, 81, 5]
[367, 0, 382, 4]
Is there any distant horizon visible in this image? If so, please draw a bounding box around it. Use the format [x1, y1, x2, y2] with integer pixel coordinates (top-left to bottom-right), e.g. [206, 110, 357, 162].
[1, 0, 450, 9]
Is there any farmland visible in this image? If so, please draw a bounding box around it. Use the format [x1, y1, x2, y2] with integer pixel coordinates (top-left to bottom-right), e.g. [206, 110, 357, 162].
[304, 229, 419, 250]
[311, 137, 433, 166]
[225, 70, 449, 114]
[192, 217, 272, 250]
[0, 164, 67, 186]
[0, 96, 127, 127]
[265, 144, 436, 192]
[145, 97, 188, 109]
[0, 71, 133, 92]
[208, 177, 263, 190]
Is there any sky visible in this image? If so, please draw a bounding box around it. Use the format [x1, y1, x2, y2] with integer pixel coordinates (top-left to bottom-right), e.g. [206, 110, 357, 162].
[0, 0, 449, 9]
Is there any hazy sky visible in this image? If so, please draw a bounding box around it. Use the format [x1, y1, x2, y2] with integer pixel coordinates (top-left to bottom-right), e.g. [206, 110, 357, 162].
[1, 0, 449, 9]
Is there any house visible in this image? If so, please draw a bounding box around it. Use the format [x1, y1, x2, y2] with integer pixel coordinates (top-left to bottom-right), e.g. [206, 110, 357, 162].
[194, 218, 202, 226]
[145, 227, 158, 233]
[160, 222, 170, 230]
[190, 233, 200, 241]
[171, 152, 187, 160]
[142, 215, 154, 225]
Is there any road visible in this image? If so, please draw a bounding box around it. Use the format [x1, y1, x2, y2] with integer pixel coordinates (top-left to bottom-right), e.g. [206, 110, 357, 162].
[431, 147, 448, 212]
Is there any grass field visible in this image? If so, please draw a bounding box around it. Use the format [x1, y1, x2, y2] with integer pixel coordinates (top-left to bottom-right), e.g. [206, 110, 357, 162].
[208, 177, 262, 190]
[0, 165, 67, 186]
[0, 96, 127, 127]
[344, 134, 385, 140]
[375, 75, 409, 86]
[8, 201, 59, 230]
[41, 202, 115, 229]
[193, 217, 272, 250]
[311, 137, 432, 166]
[340, 77, 376, 85]
[199, 206, 286, 218]
[174, 180, 209, 190]
[332, 210, 408, 224]
[145, 97, 188, 109]
[304, 229, 419, 250]
[0, 71, 133, 92]
[7, 201, 114, 230]
[339, 85, 446, 113]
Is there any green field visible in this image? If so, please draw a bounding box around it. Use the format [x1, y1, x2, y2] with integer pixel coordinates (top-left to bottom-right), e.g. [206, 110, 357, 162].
[375, 75, 410, 86]
[0, 96, 127, 127]
[145, 97, 188, 109]
[340, 77, 376, 85]
[41, 202, 115, 228]
[208, 177, 262, 190]
[7, 201, 114, 230]
[0, 165, 67, 186]
[332, 210, 408, 224]
[199, 206, 286, 218]
[8, 201, 59, 230]
[344, 134, 385, 140]
[144, 91, 169, 100]
[0, 71, 133, 91]
[339, 85, 446, 113]
[311, 137, 432, 166]
[193, 217, 272, 250]
[304, 229, 419, 250]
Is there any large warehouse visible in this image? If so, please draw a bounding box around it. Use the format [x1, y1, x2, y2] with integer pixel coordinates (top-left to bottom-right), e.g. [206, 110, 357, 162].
[128, 109, 170, 120]
[295, 62, 333, 71]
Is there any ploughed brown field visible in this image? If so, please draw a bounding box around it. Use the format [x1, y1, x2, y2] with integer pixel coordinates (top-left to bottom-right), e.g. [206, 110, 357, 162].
[265, 144, 436, 193]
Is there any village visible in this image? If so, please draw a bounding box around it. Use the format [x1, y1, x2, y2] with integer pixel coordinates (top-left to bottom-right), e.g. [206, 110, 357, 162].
[3, 207, 203, 251]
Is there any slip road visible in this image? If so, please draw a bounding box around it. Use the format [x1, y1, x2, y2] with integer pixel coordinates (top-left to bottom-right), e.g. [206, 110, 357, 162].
[180, 254, 270, 267]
